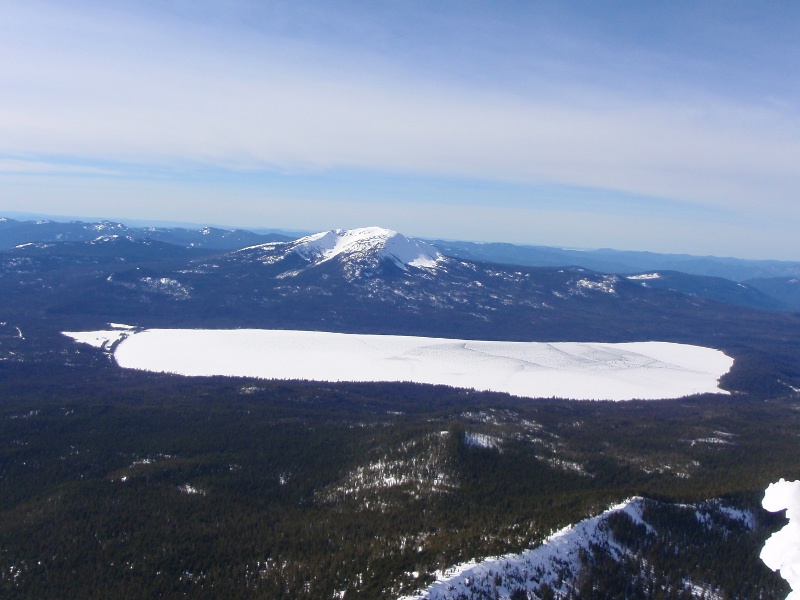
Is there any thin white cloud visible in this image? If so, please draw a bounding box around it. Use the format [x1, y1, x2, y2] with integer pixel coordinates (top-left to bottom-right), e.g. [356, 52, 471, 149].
[0, 159, 120, 176]
[3, 40, 797, 207]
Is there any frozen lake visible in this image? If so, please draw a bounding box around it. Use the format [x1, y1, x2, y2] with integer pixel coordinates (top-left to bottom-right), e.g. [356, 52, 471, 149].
[63, 328, 733, 401]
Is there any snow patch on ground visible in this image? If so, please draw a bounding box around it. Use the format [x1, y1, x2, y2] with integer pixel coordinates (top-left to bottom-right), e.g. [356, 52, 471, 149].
[761, 479, 800, 599]
[627, 273, 661, 280]
[138, 277, 191, 299]
[464, 432, 501, 449]
[576, 275, 618, 293]
[696, 501, 755, 531]
[178, 484, 205, 496]
[539, 456, 589, 477]
[106, 274, 191, 299]
[320, 432, 455, 506]
[65, 329, 733, 401]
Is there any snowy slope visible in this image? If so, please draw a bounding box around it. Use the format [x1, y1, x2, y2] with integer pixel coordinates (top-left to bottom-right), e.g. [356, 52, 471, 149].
[292, 227, 442, 269]
[235, 226, 444, 276]
[762, 479, 800, 599]
[399, 496, 757, 600]
[397, 498, 648, 600]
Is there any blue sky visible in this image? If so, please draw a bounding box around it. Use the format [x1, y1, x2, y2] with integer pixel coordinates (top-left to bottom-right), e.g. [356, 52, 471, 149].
[1, 1, 799, 259]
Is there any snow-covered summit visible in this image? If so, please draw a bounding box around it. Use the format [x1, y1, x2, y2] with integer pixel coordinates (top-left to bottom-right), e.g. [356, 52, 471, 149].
[291, 227, 442, 270]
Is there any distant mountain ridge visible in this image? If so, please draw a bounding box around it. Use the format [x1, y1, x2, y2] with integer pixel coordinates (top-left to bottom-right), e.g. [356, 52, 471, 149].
[744, 277, 800, 312]
[0, 216, 291, 250]
[1, 216, 798, 312]
[621, 270, 787, 311]
[432, 239, 800, 282]
[4, 215, 799, 281]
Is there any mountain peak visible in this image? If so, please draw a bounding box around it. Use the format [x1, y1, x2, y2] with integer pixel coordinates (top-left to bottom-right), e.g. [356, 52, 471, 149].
[291, 227, 442, 270]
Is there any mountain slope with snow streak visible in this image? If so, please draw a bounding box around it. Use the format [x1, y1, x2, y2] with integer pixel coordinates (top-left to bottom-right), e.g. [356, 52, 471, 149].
[400, 496, 760, 600]
[397, 498, 647, 600]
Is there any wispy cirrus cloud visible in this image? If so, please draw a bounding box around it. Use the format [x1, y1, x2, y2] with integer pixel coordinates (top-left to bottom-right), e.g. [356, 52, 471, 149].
[0, 159, 122, 177]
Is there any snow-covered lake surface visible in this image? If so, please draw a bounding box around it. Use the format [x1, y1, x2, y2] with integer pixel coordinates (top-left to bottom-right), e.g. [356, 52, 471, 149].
[62, 328, 733, 401]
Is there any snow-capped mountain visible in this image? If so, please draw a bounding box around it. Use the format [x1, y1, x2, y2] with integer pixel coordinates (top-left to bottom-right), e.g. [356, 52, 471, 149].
[292, 227, 442, 269]
[232, 227, 444, 280]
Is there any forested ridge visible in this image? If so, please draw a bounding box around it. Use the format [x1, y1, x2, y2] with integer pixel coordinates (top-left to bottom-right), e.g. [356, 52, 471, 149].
[1, 363, 796, 598]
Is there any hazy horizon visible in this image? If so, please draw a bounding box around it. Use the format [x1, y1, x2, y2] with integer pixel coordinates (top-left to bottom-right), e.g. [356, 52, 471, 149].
[6, 209, 800, 263]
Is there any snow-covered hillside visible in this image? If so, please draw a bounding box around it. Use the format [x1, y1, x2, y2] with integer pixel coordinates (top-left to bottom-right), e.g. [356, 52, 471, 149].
[400, 497, 757, 600]
[397, 498, 648, 600]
